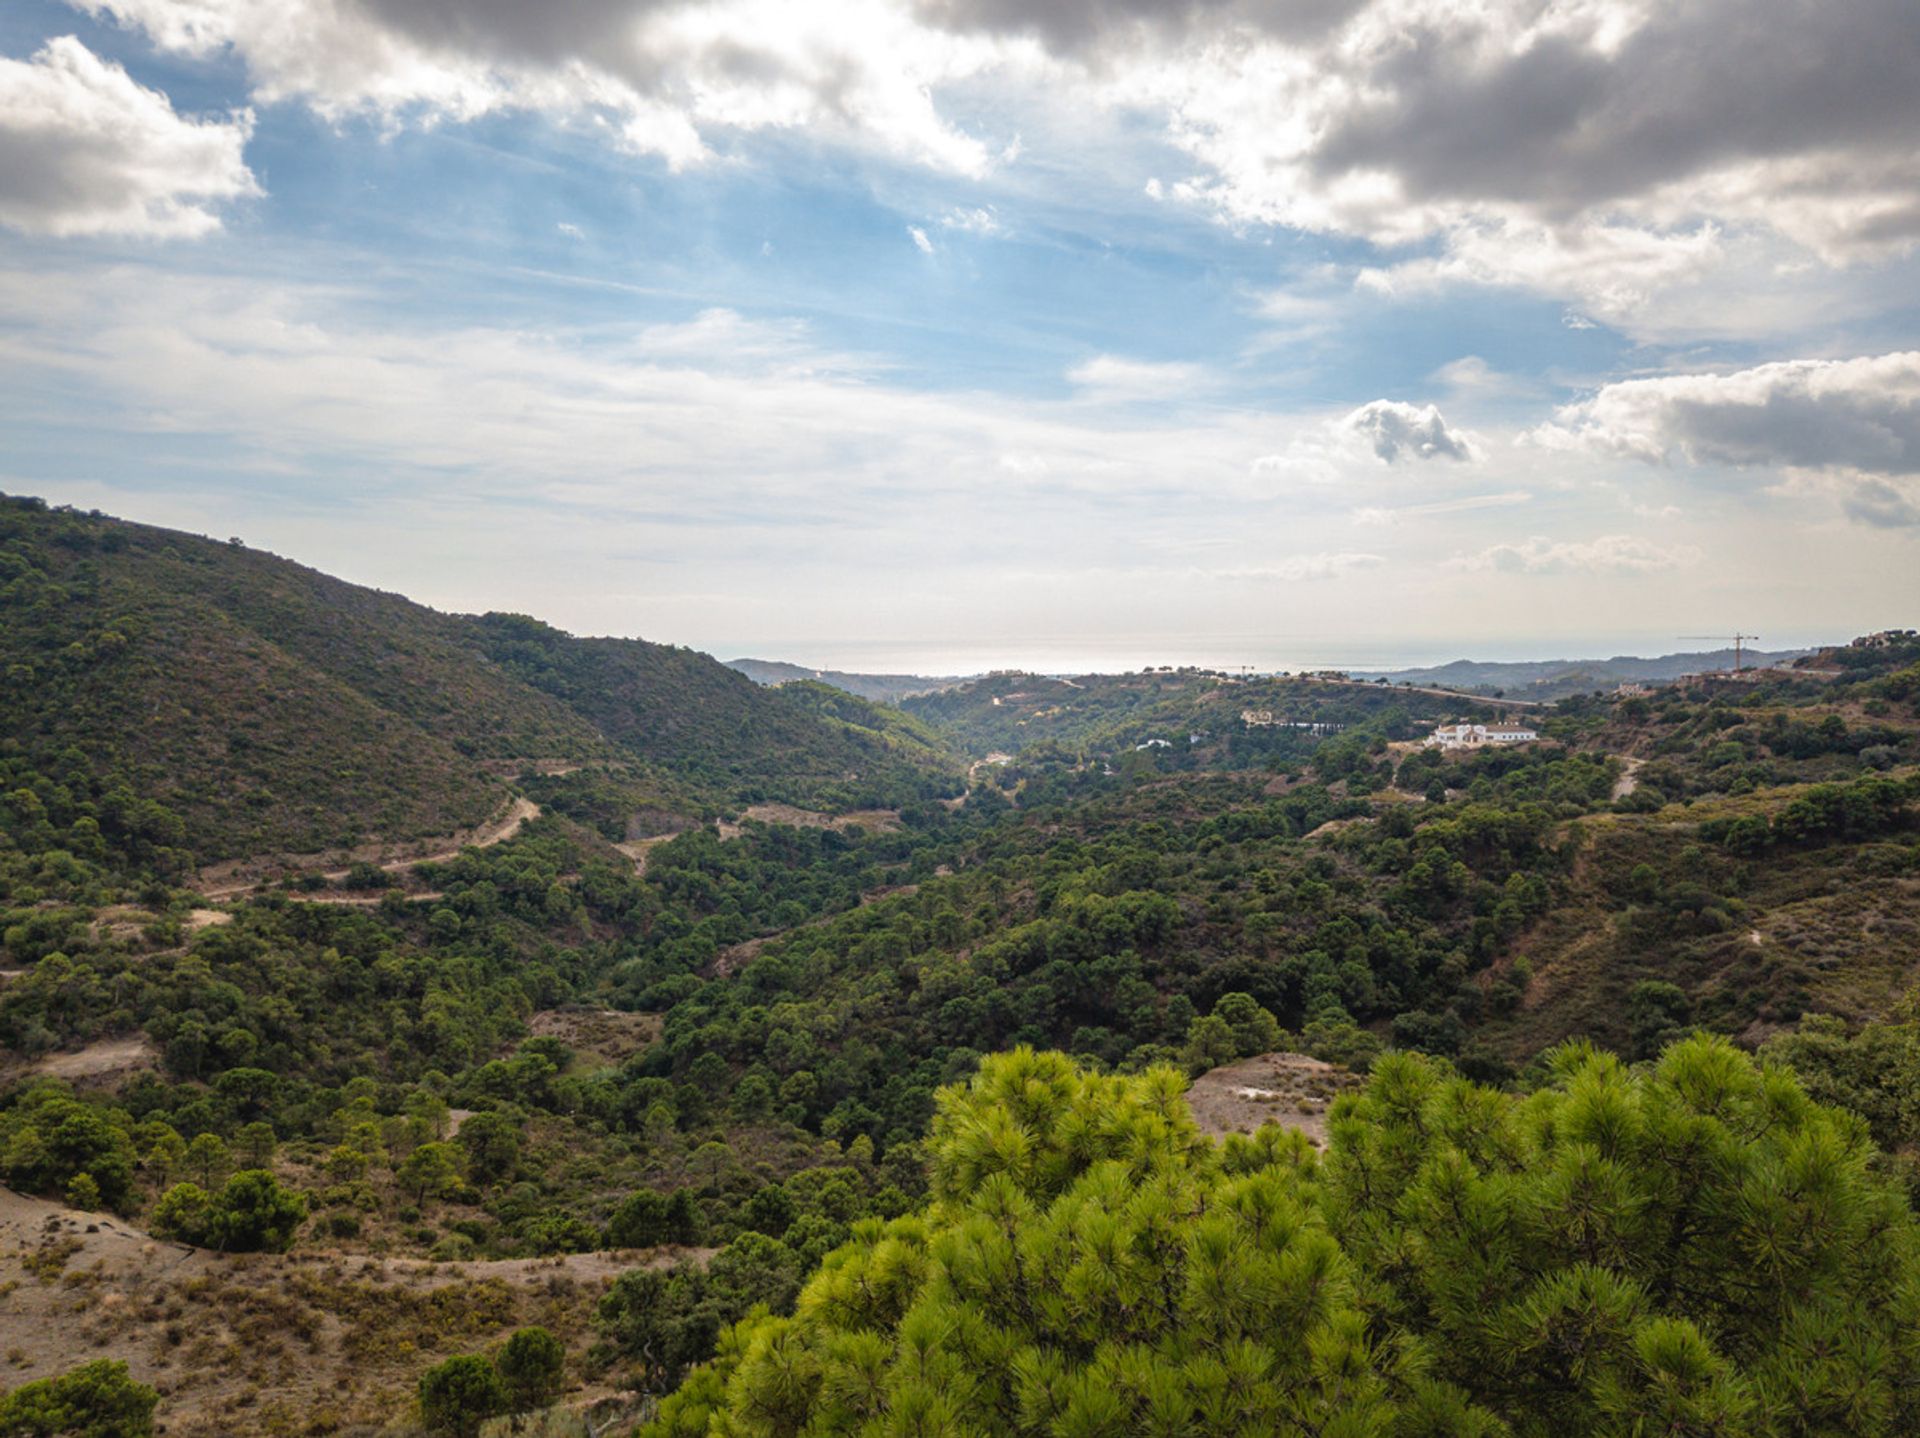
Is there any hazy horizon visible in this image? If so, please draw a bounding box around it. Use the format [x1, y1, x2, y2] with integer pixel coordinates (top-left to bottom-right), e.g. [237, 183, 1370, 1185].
[712, 632, 1836, 680]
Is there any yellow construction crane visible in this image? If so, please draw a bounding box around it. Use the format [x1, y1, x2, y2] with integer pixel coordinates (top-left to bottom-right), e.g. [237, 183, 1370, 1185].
[1679, 634, 1760, 672]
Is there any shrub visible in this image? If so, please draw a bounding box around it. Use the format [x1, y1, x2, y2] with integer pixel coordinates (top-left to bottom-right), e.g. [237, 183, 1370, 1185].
[0, 1359, 156, 1438]
[418, 1354, 507, 1438]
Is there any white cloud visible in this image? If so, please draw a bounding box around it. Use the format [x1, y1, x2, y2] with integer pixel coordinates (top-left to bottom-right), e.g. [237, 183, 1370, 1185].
[1355, 220, 1728, 330]
[73, 0, 1008, 174]
[1340, 399, 1476, 463]
[1536, 352, 1920, 474]
[909, 225, 935, 254]
[0, 35, 256, 238]
[1066, 353, 1206, 399]
[1428, 355, 1533, 399]
[556, 221, 585, 239]
[1352, 490, 1531, 526]
[939, 205, 1000, 234]
[53, 0, 1920, 324]
[1219, 551, 1385, 582]
[1121, 0, 1920, 323]
[1449, 534, 1702, 575]
[1532, 351, 1920, 525]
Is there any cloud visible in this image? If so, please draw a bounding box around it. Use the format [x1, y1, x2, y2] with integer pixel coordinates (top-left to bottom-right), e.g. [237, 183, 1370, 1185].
[1428, 355, 1535, 399]
[908, 225, 935, 253]
[556, 221, 584, 239]
[1352, 490, 1531, 526]
[1353, 219, 1728, 329]
[58, 0, 1920, 321]
[1219, 550, 1385, 582]
[1843, 478, 1920, 528]
[938, 205, 1000, 234]
[0, 261, 1332, 517]
[1449, 534, 1701, 574]
[0, 35, 257, 238]
[914, 0, 1366, 54]
[1534, 352, 1920, 476]
[1340, 399, 1476, 463]
[73, 0, 1006, 174]
[1133, 0, 1920, 316]
[1066, 353, 1207, 398]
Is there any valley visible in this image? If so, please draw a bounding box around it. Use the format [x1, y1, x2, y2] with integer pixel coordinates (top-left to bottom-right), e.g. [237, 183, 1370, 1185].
[4, 497, 1919, 1435]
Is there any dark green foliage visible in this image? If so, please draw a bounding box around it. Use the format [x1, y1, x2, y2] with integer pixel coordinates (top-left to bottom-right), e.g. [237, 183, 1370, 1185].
[1327, 1036, 1920, 1434]
[417, 1354, 507, 1438]
[1764, 1012, 1920, 1153]
[0, 496, 958, 869]
[0, 1085, 136, 1209]
[599, 1233, 807, 1392]
[0, 1360, 156, 1438]
[469, 616, 959, 811]
[495, 1327, 566, 1413]
[650, 1042, 1920, 1438]
[607, 1187, 703, 1248]
[453, 1111, 521, 1185]
[149, 1169, 306, 1251]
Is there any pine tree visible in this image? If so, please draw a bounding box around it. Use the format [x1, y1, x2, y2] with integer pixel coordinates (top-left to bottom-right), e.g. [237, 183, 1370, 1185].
[643, 1039, 1920, 1438]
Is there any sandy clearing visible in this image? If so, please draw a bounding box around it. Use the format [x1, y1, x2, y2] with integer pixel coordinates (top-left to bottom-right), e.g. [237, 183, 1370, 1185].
[614, 836, 673, 875]
[967, 753, 1014, 781]
[1304, 817, 1368, 841]
[716, 804, 903, 843]
[16, 1034, 158, 1087]
[1185, 1052, 1361, 1149]
[1612, 756, 1646, 800]
[184, 909, 232, 932]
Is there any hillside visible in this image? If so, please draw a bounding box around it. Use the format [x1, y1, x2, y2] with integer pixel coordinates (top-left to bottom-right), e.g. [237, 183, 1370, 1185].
[724, 657, 973, 703]
[1352, 645, 1815, 700]
[4, 508, 1919, 1437]
[902, 666, 1490, 765]
[0, 496, 961, 866]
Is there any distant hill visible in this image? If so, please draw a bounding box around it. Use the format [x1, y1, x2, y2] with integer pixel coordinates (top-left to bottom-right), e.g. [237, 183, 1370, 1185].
[1350, 647, 1816, 700]
[725, 657, 974, 704]
[0, 495, 961, 864]
[905, 667, 1491, 762]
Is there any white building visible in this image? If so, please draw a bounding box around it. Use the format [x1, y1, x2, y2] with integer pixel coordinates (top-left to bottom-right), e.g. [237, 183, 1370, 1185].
[1427, 721, 1539, 750]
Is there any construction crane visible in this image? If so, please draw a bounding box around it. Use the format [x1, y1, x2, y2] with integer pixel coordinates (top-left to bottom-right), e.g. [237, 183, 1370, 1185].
[1679, 634, 1760, 672]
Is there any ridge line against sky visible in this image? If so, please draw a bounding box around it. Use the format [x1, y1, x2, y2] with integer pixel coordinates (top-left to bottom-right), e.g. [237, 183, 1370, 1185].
[0, 0, 1915, 663]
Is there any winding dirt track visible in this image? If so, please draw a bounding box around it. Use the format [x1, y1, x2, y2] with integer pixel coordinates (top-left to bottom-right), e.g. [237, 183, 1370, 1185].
[194, 797, 541, 901]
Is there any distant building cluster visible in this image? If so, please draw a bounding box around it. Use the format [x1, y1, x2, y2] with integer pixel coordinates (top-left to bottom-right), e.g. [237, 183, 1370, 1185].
[1427, 721, 1539, 750]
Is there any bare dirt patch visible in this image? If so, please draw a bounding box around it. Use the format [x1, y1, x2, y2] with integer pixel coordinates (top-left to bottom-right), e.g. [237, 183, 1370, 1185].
[184, 909, 232, 932]
[613, 836, 673, 875]
[10, 1035, 158, 1089]
[527, 1007, 663, 1070]
[1304, 816, 1368, 842]
[1185, 1053, 1361, 1148]
[0, 1186, 709, 1436]
[1612, 756, 1646, 800]
[718, 804, 903, 842]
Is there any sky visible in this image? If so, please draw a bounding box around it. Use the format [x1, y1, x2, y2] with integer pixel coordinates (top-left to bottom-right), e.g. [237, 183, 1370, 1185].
[1, 0, 1916, 673]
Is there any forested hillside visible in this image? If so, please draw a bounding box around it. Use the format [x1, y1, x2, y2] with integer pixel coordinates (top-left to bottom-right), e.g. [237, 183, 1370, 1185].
[0, 496, 962, 867]
[4, 496, 1919, 1436]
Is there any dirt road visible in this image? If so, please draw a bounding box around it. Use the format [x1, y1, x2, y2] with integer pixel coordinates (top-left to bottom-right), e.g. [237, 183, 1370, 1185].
[195, 797, 540, 901]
